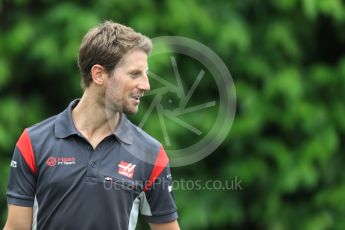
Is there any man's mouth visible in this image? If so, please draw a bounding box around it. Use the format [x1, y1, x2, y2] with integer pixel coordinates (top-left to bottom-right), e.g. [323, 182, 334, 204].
[130, 94, 143, 103]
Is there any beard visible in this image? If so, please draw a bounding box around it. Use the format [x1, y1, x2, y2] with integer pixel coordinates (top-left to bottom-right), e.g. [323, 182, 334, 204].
[103, 93, 139, 115]
[104, 96, 122, 114]
[102, 83, 140, 115]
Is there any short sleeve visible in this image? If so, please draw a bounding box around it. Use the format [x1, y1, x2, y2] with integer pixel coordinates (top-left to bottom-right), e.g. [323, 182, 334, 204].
[6, 129, 37, 207]
[141, 146, 178, 223]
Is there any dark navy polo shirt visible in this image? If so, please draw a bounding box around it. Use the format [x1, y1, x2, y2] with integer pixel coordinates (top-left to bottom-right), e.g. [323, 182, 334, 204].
[6, 99, 178, 230]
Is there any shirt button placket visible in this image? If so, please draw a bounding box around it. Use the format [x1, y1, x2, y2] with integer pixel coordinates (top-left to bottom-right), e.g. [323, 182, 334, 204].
[85, 144, 98, 178]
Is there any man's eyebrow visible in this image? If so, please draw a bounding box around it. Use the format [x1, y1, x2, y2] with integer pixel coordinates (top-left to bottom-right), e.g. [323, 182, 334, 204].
[128, 67, 148, 72]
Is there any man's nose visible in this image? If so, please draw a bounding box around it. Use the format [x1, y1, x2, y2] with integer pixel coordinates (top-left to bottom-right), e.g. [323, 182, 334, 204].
[138, 74, 150, 91]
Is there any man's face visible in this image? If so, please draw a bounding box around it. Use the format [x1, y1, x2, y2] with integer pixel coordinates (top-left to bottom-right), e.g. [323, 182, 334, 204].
[104, 49, 150, 114]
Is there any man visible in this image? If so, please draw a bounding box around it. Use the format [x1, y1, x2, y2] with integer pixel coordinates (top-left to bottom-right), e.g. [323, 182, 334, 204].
[4, 21, 180, 230]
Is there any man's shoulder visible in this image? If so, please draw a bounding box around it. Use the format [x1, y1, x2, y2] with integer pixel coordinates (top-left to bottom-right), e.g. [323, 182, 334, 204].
[125, 120, 167, 165]
[26, 114, 58, 137]
[15, 114, 59, 156]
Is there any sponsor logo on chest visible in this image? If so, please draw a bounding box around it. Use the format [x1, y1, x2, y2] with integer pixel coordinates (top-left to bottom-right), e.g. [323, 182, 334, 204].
[46, 156, 76, 167]
[118, 161, 136, 179]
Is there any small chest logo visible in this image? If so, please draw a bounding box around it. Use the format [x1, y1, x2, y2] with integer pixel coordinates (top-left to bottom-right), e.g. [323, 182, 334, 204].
[118, 161, 136, 179]
[46, 157, 57, 167]
[46, 156, 76, 167]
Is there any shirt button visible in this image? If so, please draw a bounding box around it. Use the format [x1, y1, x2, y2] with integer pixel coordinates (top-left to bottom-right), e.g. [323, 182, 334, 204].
[90, 161, 96, 168]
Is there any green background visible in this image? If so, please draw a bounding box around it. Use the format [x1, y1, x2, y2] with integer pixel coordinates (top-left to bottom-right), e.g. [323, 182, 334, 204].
[1, 0, 345, 229]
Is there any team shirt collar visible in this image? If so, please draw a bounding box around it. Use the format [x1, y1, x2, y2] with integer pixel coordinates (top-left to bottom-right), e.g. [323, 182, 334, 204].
[54, 99, 133, 145]
[54, 99, 79, 138]
[113, 114, 133, 145]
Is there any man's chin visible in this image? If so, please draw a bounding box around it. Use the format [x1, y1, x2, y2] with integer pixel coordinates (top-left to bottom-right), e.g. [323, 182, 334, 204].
[123, 107, 139, 115]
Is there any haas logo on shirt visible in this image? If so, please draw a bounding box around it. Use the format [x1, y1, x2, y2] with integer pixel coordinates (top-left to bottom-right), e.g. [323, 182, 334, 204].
[46, 157, 57, 167]
[118, 161, 136, 179]
[46, 156, 76, 167]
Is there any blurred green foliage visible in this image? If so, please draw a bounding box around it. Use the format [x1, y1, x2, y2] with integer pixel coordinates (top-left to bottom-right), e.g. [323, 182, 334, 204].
[1, 0, 345, 229]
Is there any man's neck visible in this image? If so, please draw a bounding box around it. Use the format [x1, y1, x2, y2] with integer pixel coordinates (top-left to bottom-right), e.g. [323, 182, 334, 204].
[71, 92, 120, 147]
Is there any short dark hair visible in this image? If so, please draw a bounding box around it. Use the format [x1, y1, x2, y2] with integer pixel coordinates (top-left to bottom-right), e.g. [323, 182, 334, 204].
[78, 20, 152, 88]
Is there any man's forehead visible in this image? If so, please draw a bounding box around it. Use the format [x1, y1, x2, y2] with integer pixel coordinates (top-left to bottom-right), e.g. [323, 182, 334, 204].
[119, 49, 148, 66]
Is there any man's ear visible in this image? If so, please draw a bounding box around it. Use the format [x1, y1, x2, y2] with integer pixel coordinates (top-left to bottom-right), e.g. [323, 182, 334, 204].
[91, 64, 106, 86]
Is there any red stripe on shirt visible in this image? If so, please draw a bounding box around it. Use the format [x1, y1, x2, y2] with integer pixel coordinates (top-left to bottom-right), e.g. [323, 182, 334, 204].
[16, 128, 37, 174]
[144, 145, 169, 192]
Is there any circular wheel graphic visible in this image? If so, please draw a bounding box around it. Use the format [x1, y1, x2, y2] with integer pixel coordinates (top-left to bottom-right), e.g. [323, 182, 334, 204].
[136, 36, 236, 167]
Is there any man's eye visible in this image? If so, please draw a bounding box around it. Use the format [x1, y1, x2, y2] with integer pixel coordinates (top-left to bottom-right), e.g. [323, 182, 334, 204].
[130, 72, 140, 78]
